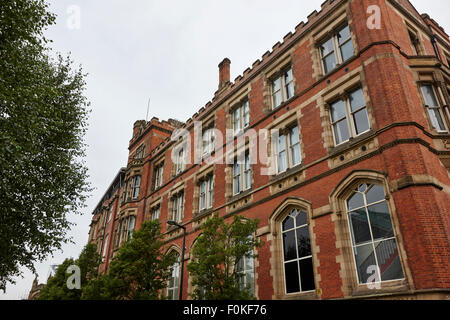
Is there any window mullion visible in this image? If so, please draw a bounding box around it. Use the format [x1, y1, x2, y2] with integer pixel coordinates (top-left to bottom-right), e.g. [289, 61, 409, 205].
[345, 98, 356, 138]
[333, 35, 342, 65]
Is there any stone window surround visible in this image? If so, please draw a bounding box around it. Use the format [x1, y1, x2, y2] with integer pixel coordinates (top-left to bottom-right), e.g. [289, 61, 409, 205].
[320, 71, 375, 151]
[415, 73, 450, 133]
[405, 22, 425, 56]
[329, 170, 412, 298]
[265, 58, 295, 111]
[311, 8, 357, 79]
[268, 197, 319, 300]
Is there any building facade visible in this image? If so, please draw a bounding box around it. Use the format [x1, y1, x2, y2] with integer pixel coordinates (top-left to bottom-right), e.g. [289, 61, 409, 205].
[88, 0, 450, 300]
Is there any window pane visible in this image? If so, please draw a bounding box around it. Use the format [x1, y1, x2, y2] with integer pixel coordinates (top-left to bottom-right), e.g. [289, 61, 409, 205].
[283, 230, 297, 261]
[291, 144, 301, 166]
[366, 185, 385, 204]
[295, 211, 307, 227]
[421, 85, 438, 106]
[375, 239, 404, 281]
[428, 108, 446, 131]
[286, 81, 295, 99]
[323, 53, 337, 73]
[278, 151, 287, 173]
[334, 120, 350, 144]
[340, 40, 354, 62]
[320, 38, 334, 56]
[273, 90, 282, 108]
[282, 216, 294, 231]
[331, 100, 347, 121]
[278, 134, 286, 151]
[272, 77, 281, 92]
[289, 126, 299, 144]
[368, 202, 394, 240]
[245, 170, 251, 190]
[296, 227, 311, 258]
[353, 108, 370, 134]
[354, 243, 377, 284]
[299, 258, 315, 291]
[347, 192, 364, 211]
[349, 88, 365, 112]
[284, 261, 300, 294]
[338, 25, 351, 44]
[349, 209, 371, 245]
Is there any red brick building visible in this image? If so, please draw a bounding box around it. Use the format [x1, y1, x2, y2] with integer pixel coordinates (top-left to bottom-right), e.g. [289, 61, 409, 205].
[88, 0, 450, 300]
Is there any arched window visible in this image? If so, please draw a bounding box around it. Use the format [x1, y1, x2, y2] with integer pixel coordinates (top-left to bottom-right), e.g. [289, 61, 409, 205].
[168, 252, 180, 300]
[346, 183, 404, 284]
[281, 209, 315, 294]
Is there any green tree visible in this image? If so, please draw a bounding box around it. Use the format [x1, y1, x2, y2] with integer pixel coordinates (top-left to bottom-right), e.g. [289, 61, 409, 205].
[187, 214, 261, 300]
[38, 243, 100, 300]
[82, 220, 177, 300]
[0, 0, 91, 291]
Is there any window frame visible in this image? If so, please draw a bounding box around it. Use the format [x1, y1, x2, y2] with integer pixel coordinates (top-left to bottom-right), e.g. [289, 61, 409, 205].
[420, 83, 448, 133]
[172, 192, 185, 223]
[199, 175, 214, 211]
[167, 252, 181, 300]
[275, 125, 302, 174]
[329, 87, 370, 146]
[345, 183, 405, 286]
[233, 99, 250, 135]
[202, 126, 215, 157]
[151, 205, 161, 221]
[132, 175, 141, 200]
[270, 66, 295, 109]
[232, 153, 252, 196]
[319, 23, 354, 75]
[153, 161, 165, 190]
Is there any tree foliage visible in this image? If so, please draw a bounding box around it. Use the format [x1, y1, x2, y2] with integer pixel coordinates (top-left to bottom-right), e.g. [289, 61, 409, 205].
[187, 215, 261, 300]
[0, 0, 91, 291]
[38, 243, 100, 300]
[81, 220, 177, 300]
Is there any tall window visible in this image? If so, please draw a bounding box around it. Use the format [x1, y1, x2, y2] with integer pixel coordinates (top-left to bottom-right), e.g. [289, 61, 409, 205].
[154, 162, 164, 190]
[272, 67, 294, 108]
[330, 87, 370, 145]
[233, 100, 251, 135]
[202, 127, 215, 156]
[151, 205, 160, 221]
[320, 24, 354, 74]
[236, 248, 255, 295]
[175, 147, 185, 175]
[276, 125, 302, 173]
[420, 84, 447, 132]
[126, 216, 136, 240]
[233, 153, 251, 195]
[346, 183, 404, 284]
[172, 192, 184, 223]
[281, 209, 315, 294]
[168, 252, 180, 300]
[132, 176, 141, 199]
[102, 234, 109, 259]
[199, 175, 214, 211]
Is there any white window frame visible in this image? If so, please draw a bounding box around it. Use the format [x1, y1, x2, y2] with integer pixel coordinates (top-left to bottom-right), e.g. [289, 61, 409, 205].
[420, 84, 448, 133]
[154, 162, 164, 190]
[199, 175, 214, 211]
[175, 147, 186, 175]
[275, 125, 302, 174]
[126, 215, 136, 241]
[329, 87, 370, 146]
[132, 176, 141, 199]
[271, 67, 294, 109]
[168, 253, 180, 300]
[319, 23, 354, 74]
[172, 192, 184, 223]
[202, 127, 215, 156]
[233, 153, 252, 196]
[151, 205, 160, 221]
[233, 100, 250, 135]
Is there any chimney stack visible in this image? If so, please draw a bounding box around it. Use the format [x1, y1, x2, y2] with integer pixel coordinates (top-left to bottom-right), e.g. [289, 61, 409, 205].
[218, 58, 231, 90]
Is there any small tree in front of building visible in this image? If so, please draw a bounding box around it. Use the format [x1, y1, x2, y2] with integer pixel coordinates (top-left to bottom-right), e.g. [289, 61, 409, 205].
[82, 220, 177, 300]
[187, 214, 261, 300]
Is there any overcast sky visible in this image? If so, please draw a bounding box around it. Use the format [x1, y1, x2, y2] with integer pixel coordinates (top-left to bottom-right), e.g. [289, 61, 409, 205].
[1, 0, 449, 300]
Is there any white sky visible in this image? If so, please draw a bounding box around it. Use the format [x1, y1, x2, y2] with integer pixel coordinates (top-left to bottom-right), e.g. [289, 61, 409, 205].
[1, 0, 449, 300]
